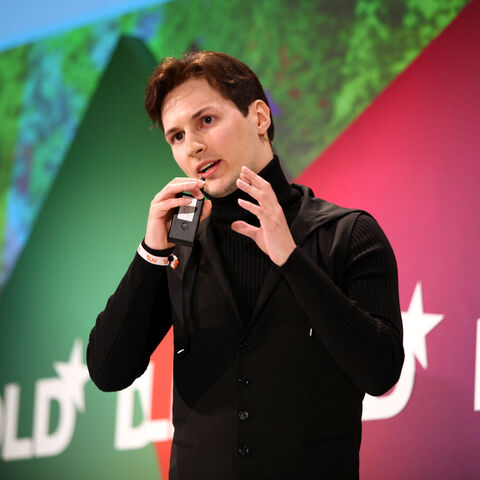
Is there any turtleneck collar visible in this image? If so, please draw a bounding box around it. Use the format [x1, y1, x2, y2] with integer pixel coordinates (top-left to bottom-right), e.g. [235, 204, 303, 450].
[206, 155, 299, 224]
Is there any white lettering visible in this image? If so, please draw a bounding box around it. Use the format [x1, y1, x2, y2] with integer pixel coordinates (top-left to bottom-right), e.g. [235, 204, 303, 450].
[1, 339, 88, 461]
[363, 352, 415, 420]
[115, 363, 173, 450]
[363, 282, 443, 421]
[33, 378, 76, 457]
[2, 384, 33, 461]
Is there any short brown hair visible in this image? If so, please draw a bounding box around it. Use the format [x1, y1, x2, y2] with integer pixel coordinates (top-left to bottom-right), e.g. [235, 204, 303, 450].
[145, 51, 274, 142]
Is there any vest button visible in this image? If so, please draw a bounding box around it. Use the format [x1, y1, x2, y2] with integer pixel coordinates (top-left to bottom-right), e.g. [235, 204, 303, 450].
[240, 342, 251, 352]
[238, 445, 250, 456]
[238, 410, 249, 421]
[238, 376, 249, 387]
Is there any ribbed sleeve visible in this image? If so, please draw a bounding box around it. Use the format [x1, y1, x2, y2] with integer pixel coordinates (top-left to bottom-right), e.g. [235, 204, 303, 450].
[86, 248, 172, 391]
[279, 214, 404, 396]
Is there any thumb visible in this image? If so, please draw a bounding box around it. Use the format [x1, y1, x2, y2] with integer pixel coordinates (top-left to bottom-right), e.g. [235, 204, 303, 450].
[200, 199, 212, 221]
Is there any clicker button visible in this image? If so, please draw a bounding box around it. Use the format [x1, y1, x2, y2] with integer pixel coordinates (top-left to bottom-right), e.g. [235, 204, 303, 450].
[238, 376, 249, 387]
[238, 445, 250, 456]
[238, 410, 249, 421]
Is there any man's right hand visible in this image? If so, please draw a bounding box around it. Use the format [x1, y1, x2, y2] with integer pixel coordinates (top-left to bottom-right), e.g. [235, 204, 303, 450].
[144, 177, 211, 250]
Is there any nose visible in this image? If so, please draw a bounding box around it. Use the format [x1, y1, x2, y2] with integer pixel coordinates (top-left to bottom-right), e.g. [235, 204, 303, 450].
[186, 133, 207, 158]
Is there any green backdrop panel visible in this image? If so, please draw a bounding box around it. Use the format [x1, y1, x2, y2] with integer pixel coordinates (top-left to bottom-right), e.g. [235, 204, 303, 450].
[0, 36, 176, 479]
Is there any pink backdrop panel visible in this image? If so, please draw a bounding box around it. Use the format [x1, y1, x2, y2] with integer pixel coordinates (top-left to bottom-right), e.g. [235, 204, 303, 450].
[297, 1, 480, 478]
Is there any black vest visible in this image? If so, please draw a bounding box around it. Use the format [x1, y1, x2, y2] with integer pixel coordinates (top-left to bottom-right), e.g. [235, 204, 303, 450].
[165, 185, 366, 479]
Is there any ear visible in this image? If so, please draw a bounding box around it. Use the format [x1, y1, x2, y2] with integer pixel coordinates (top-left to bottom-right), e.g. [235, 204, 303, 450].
[250, 100, 271, 137]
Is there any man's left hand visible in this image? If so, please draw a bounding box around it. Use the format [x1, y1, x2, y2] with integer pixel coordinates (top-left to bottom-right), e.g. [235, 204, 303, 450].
[231, 166, 296, 266]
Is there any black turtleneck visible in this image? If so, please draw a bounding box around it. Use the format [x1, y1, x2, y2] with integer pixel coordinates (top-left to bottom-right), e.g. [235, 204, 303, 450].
[206, 155, 301, 324]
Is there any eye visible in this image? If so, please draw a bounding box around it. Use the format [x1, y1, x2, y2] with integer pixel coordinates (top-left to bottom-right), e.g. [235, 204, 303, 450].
[203, 115, 214, 125]
[172, 132, 184, 143]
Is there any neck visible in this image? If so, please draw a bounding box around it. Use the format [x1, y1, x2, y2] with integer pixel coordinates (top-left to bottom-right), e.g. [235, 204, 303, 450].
[252, 141, 275, 174]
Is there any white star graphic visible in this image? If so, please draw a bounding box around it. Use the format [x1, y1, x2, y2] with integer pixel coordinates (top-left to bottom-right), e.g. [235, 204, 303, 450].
[402, 282, 444, 369]
[54, 339, 90, 412]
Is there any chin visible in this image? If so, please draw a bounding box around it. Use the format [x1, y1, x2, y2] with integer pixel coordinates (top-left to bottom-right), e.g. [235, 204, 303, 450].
[205, 177, 238, 198]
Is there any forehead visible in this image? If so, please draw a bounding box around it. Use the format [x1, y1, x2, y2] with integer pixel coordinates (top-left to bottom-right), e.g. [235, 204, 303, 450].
[161, 78, 236, 128]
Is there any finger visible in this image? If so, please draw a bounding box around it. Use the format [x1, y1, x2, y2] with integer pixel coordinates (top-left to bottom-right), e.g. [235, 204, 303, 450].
[231, 220, 258, 240]
[150, 196, 193, 215]
[237, 198, 261, 217]
[236, 178, 262, 202]
[187, 186, 205, 200]
[165, 177, 205, 191]
[153, 180, 205, 202]
[164, 180, 205, 198]
[170, 176, 202, 184]
[152, 183, 196, 203]
[240, 165, 271, 190]
[238, 169, 274, 206]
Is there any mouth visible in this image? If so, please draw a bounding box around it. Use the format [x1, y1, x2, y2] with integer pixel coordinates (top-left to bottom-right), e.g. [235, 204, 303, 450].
[198, 160, 221, 178]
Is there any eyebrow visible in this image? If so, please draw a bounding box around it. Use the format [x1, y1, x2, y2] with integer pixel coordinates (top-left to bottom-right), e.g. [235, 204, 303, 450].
[164, 106, 214, 139]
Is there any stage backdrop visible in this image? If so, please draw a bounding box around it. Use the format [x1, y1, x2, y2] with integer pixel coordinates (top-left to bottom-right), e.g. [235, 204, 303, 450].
[0, 0, 470, 287]
[297, 1, 480, 477]
[1, 1, 479, 479]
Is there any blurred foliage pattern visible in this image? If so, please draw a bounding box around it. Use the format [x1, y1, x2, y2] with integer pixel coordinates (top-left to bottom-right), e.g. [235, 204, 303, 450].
[0, 0, 470, 288]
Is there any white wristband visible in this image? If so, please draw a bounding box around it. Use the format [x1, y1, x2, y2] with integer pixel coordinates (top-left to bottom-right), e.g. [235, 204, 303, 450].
[137, 243, 179, 269]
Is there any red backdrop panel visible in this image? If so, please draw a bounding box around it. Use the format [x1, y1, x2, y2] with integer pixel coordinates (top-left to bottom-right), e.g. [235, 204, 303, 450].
[297, 1, 480, 478]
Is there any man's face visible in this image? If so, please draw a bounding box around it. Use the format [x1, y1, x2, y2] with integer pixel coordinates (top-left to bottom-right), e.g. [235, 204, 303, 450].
[161, 77, 268, 198]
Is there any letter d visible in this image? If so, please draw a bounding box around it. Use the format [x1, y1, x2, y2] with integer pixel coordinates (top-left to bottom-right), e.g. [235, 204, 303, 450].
[33, 378, 76, 457]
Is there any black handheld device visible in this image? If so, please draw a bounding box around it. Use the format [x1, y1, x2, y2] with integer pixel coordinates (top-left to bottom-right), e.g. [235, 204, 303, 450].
[168, 193, 204, 247]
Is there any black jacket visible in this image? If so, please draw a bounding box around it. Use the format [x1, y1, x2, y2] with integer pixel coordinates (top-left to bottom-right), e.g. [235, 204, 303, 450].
[87, 184, 404, 479]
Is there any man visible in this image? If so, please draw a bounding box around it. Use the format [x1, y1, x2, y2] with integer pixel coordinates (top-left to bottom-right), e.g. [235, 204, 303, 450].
[87, 51, 404, 479]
